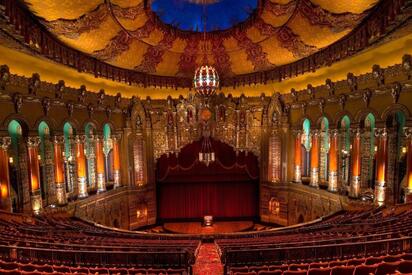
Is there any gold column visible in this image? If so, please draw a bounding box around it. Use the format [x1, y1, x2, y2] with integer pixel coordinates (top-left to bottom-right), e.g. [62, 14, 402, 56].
[27, 137, 42, 214]
[310, 130, 320, 188]
[328, 129, 339, 192]
[53, 136, 66, 205]
[112, 134, 121, 189]
[404, 128, 412, 203]
[95, 135, 106, 193]
[350, 128, 361, 198]
[75, 135, 88, 199]
[0, 137, 11, 211]
[374, 128, 388, 206]
[294, 130, 302, 183]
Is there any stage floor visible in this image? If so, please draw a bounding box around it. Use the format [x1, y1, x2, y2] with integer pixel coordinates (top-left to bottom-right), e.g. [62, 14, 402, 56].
[163, 221, 254, 234]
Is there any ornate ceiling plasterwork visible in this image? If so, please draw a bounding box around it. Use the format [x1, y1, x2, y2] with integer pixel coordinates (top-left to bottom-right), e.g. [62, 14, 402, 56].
[2, 0, 408, 88]
[23, 0, 376, 79]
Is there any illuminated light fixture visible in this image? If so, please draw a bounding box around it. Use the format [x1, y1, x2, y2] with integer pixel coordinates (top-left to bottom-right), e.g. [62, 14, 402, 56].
[193, 0, 219, 99]
[193, 65, 219, 98]
[194, 0, 217, 166]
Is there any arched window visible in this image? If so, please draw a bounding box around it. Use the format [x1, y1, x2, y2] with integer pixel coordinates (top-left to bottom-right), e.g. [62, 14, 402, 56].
[386, 111, 406, 203]
[302, 119, 311, 178]
[8, 120, 24, 212]
[63, 122, 75, 194]
[268, 197, 280, 216]
[103, 124, 114, 183]
[38, 121, 51, 204]
[319, 117, 329, 183]
[85, 123, 96, 189]
[360, 113, 376, 190]
[338, 116, 351, 188]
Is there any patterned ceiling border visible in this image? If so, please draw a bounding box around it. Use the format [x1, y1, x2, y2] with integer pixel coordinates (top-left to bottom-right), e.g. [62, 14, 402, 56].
[0, 0, 409, 89]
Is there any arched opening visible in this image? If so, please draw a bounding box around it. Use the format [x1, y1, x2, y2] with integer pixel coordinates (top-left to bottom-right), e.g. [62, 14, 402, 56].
[38, 121, 51, 205]
[385, 111, 406, 203]
[360, 113, 376, 191]
[103, 123, 114, 185]
[302, 119, 311, 180]
[85, 123, 97, 190]
[8, 119, 28, 212]
[319, 117, 329, 185]
[338, 116, 351, 191]
[63, 122, 76, 196]
[156, 138, 259, 221]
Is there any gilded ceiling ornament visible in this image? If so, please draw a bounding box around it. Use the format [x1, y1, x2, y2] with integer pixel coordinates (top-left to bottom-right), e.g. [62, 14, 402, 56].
[347, 73, 358, 92]
[0, 64, 10, 90]
[12, 93, 23, 114]
[372, 64, 384, 86]
[391, 82, 402, 104]
[325, 79, 335, 96]
[78, 85, 87, 103]
[28, 73, 41, 95]
[299, 0, 364, 32]
[55, 80, 65, 99]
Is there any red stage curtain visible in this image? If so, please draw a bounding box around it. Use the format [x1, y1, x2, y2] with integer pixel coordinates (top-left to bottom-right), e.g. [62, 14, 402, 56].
[156, 138, 259, 220]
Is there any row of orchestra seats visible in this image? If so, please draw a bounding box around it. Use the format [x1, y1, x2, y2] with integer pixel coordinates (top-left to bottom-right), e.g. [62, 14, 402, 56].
[228, 253, 412, 274]
[217, 204, 412, 273]
[0, 211, 199, 273]
[0, 258, 188, 274]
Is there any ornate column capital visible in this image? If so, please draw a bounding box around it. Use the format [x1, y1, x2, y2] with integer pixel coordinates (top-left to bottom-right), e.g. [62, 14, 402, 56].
[404, 127, 412, 138]
[27, 136, 41, 147]
[374, 127, 387, 138]
[74, 135, 86, 144]
[0, 137, 11, 150]
[330, 129, 339, 137]
[350, 127, 362, 137]
[53, 135, 64, 144]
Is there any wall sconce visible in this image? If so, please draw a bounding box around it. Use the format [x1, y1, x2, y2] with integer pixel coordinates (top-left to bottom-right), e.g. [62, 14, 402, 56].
[401, 146, 407, 154]
[9, 157, 13, 164]
[37, 154, 41, 161]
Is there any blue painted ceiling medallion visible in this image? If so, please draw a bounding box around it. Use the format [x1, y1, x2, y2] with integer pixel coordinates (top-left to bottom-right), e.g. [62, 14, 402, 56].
[151, 0, 258, 32]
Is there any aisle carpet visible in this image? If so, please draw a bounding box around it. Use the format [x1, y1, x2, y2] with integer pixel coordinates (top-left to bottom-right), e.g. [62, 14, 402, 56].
[193, 243, 224, 275]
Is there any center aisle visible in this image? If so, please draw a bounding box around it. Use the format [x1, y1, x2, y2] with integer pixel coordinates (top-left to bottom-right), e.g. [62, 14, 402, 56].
[193, 242, 224, 275]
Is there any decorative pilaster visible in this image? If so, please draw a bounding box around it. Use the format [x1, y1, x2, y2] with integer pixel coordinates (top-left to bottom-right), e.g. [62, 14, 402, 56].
[75, 135, 88, 199]
[350, 128, 361, 198]
[404, 128, 412, 203]
[27, 137, 42, 214]
[0, 137, 12, 211]
[112, 134, 121, 189]
[328, 129, 339, 192]
[310, 130, 320, 188]
[53, 136, 66, 205]
[95, 135, 106, 193]
[374, 128, 388, 206]
[294, 130, 302, 183]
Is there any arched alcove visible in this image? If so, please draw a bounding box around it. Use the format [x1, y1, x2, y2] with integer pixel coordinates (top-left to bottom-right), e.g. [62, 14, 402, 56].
[302, 119, 311, 179]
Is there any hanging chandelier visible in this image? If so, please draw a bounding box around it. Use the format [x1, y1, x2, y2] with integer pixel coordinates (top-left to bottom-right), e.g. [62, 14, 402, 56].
[193, 65, 219, 98]
[193, 0, 219, 99]
[196, 0, 217, 166]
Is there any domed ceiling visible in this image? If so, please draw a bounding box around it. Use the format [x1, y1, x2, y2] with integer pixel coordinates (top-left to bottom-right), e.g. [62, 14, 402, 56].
[23, 0, 379, 80]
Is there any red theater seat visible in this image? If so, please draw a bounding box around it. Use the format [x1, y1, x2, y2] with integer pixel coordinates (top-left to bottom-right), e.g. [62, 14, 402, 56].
[307, 267, 331, 275]
[398, 260, 412, 274]
[330, 265, 355, 275]
[289, 264, 309, 271]
[283, 271, 308, 275]
[353, 264, 378, 275]
[375, 261, 399, 275]
[258, 271, 283, 275]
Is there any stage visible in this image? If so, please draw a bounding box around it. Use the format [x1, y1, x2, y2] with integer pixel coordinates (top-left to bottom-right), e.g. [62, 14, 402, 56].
[163, 221, 254, 234]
